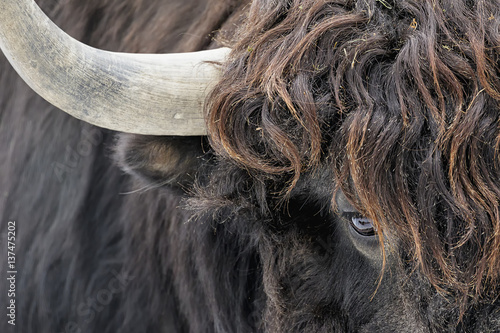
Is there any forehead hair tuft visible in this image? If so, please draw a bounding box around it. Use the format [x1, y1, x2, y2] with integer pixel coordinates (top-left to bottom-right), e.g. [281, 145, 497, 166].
[206, 0, 500, 311]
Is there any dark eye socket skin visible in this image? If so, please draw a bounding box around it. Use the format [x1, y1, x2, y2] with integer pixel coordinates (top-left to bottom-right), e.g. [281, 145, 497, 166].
[342, 212, 376, 237]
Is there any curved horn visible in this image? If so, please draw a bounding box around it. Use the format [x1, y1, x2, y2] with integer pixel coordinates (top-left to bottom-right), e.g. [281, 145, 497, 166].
[0, 0, 230, 135]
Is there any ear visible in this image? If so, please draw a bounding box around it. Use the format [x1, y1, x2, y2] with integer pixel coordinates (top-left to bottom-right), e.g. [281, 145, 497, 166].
[114, 134, 208, 189]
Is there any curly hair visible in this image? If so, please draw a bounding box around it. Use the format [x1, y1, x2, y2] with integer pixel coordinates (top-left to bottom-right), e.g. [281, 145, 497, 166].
[206, 0, 500, 312]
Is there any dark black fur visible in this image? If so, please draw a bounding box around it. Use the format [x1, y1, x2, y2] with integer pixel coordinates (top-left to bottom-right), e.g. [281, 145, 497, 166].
[2, 0, 500, 332]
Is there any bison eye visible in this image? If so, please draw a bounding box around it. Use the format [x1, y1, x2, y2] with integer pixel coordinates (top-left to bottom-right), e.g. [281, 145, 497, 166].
[343, 212, 376, 237]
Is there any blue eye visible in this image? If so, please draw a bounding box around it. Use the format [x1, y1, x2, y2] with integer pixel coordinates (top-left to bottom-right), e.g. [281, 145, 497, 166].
[343, 212, 376, 237]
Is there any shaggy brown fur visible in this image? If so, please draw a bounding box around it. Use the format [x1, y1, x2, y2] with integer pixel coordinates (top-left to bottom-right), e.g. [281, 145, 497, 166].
[207, 0, 500, 311]
[3, 0, 500, 332]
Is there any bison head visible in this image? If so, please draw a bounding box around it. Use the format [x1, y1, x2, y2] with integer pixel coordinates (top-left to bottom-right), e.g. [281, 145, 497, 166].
[2, 0, 500, 331]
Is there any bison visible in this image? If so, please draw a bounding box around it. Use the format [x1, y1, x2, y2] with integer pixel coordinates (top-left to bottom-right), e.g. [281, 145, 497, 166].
[1, 0, 500, 332]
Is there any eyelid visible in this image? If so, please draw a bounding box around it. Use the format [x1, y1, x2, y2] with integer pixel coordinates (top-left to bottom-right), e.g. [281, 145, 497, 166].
[341, 211, 365, 219]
